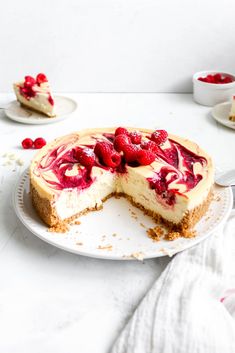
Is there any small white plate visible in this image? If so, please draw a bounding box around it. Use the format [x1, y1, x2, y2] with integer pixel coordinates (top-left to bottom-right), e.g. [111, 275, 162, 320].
[4, 96, 77, 124]
[13, 169, 233, 260]
[211, 101, 235, 130]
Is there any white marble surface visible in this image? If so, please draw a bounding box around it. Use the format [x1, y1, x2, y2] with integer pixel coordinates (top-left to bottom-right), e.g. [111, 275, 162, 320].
[0, 93, 234, 353]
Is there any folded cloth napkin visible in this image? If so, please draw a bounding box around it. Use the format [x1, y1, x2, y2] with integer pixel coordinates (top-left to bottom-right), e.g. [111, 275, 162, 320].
[111, 211, 235, 353]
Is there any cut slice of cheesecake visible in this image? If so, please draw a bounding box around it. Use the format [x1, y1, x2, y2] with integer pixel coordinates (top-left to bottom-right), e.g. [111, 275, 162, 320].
[13, 73, 56, 117]
[229, 96, 235, 122]
[30, 128, 214, 237]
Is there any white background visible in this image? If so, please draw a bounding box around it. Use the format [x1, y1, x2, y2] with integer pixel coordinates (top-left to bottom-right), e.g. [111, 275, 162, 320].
[1, 0, 235, 93]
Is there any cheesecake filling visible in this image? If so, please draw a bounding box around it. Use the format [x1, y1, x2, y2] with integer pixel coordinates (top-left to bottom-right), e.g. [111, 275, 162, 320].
[55, 169, 116, 219]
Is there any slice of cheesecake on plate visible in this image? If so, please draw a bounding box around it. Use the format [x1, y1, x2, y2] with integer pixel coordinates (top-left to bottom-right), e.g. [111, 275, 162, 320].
[229, 96, 235, 122]
[13, 73, 56, 117]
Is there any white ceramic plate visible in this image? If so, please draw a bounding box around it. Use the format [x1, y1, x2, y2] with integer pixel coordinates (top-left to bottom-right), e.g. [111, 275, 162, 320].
[211, 101, 235, 130]
[13, 169, 233, 260]
[4, 96, 77, 124]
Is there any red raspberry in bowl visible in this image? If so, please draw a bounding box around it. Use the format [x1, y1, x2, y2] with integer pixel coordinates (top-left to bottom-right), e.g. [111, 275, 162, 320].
[198, 73, 233, 84]
[151, 130, 168, 145]
[115, 127, 129, 137]
[222, 76, 233, 83]
[113, 134, 131, 152]
[137, 149, 156, 166]
[34, 137, 47, 149]
[213, 73, 222, 82]
[129, 131, 142, 144]
[21, 138, 33, 149]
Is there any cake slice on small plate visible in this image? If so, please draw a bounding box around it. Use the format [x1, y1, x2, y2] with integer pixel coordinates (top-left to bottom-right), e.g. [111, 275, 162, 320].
[13, 73, 55, 117]
[229, 96, 235, 122]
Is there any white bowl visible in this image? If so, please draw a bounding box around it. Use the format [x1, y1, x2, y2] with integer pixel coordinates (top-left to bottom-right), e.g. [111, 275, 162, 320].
[193, 70, 235, 106]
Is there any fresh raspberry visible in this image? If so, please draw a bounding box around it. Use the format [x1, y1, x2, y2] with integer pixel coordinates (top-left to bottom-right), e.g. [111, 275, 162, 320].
[21, 138, 33, 149]
[151, 130, 168, 145]
[222, 76, 233, 84]
[123, 144, 139, 163]
[129, 131, 142, 144]
[198, 77, 206, 82]
[113, 134, 131, 152]
[114, 127, 129, 137]
[206, 75, 215, 83]
[141, 140, 160, 154]
[137, 149, 156, 166]
[94, 141, 121, 167]
[34, 137, 47, 149]
[94, 141, 112, 158]
[36, 73, 48, 85]
[103, 150, 121, 168]
[214, 73, 222, 82]
[24, 76, 36, 87]
[77, 148, 95, 168]
[198, 74, 233, 84]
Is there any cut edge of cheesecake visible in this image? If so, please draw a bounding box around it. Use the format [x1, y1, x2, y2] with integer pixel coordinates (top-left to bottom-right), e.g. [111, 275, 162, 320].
[30, 183, 213, 235]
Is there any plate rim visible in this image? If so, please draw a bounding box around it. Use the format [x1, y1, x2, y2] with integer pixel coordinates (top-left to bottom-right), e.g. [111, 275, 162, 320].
[4, 95, 78, 125]
[12, 168, 233, 261]
[211, 101, 235, 130]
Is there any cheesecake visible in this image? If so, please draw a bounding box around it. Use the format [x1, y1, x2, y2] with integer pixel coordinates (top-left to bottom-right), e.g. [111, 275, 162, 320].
[229, 96, 235, 122]
[30, 127, 214, 235]
[13, 73, 55, 117]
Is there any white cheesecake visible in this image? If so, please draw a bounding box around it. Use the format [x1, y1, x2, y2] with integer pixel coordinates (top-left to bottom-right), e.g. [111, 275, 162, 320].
[13, 73, 55, 117]
[30, 127, 214, 236]
[229, 96, 235, 122]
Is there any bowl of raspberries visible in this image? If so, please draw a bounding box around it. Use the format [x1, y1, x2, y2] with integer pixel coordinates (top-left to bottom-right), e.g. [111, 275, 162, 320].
[193, 70, 235, 106]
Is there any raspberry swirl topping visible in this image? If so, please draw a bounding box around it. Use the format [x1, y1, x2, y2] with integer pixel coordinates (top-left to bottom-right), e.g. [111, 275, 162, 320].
[32, 128, 208, 207]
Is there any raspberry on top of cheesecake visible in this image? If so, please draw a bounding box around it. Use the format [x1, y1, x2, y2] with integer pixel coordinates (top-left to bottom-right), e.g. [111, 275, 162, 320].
[30, 127, 214, 236]
[13, 73, 55, 117]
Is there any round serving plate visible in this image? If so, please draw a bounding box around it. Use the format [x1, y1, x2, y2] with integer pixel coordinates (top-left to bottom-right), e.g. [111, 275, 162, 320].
[4, 96, 77, 124]
[13, 169, 233, 260]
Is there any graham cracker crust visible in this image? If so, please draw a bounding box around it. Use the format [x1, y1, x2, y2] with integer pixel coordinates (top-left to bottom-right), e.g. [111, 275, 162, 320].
[229, 115, 235, 122]
[31, 183, 213, 237]
[19, 102, 56, 118]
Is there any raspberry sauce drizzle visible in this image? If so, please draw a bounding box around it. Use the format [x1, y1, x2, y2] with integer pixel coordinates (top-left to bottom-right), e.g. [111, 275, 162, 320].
[48, 95, 54, 106]
[37, 145, 94, 190]
[147, 139, 206, 205]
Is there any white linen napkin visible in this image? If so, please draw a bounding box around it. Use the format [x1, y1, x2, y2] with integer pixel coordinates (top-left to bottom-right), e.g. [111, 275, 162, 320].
[111, 211, 235, 353]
